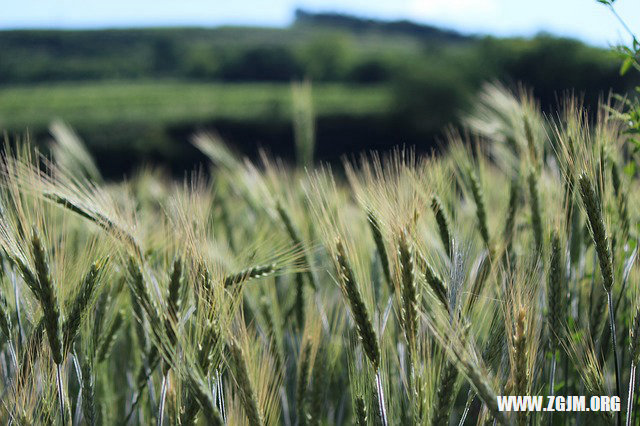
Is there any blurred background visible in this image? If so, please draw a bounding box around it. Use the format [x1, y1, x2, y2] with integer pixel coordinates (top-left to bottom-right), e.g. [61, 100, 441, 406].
[1, 1, 639, 178]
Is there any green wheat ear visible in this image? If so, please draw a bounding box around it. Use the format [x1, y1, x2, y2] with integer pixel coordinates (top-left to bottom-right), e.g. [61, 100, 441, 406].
[307, 345, 326, 426]
[354, 395, 367, 426]
[0, 291, 11, 342]
[297, 341, 312, 426]
[503, 177, 521, 245]
[467, 167, 490, 248]
[276, 201, 316, 290]
[578, 172, 613, 292]
[366, 209, 393, 290]
[423, 257, 448, 311]
[228, 340, 264, 426]
[223, 263, 276, 288]
[31, 229, 63, 365]
[335, 238, 380, 370]
[63, 260, 104, 352]
[398, 230, 418, 350]
[610, 159, 630, 238]
[513, 309, 528, 426]
[431, 360, 458, 426]
[527, 168, 543, 254]
[431, 195, 452, 257]
[81, 356, 98, 426]
[547, 232, 564, 351]
[97, 311, 124, 363]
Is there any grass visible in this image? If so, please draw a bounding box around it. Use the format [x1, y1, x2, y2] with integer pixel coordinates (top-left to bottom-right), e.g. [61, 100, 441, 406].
[1, 81, 640, 425]
[0, 80, 392, 129]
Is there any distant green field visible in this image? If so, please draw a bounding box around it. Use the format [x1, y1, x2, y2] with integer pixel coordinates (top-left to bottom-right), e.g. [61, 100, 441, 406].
[0, 81, 393, 130]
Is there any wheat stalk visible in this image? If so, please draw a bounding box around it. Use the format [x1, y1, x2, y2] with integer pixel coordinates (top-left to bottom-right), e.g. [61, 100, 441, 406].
[627, 307, 640, 426]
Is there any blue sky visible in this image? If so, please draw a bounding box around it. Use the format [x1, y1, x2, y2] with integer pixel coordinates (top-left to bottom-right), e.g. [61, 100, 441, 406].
[1, 0, 639, 47]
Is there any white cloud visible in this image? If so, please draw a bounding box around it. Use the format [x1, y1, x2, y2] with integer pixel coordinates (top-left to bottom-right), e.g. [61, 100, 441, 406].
[408, 0, 498, 19]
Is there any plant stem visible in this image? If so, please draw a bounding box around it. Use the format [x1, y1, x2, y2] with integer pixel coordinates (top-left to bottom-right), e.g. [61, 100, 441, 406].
[375, 370, 388, 426]
[627, 363, 636, 426]
[607, 290, 622, 426]
[217, 369, 226, 423]
[12, 270, 24, 349]
[458, 390, 475, 426]
[548, 352, 556, 425]
[158, 373, 168, 426]
[56, 362, 66, 426]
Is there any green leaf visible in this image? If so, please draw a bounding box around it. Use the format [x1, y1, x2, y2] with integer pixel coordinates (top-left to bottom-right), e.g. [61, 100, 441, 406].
[621, 57, 634, 75]
[624, 161, 636, 177]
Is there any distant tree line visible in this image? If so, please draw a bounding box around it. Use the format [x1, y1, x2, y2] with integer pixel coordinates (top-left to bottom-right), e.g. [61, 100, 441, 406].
[0, 10, 637, 175]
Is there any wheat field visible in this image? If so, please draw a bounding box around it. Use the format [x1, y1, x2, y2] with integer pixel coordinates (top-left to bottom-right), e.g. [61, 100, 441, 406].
[0, 83, 638, 425]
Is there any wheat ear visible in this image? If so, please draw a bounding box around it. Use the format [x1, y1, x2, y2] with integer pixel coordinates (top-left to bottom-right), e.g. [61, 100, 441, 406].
[354, 395, 367, 426]
[431, 195, 452, 257]
[31, 230, 63, 365]
[367, 210, 393, 290]
[276, 201, 316, 290]
[297, 341, 311, 426]
[223, 263, 276, 288]
[97, 311, 124, 363]
[63, 261, 102, 352]
[165, 257, 183, 351]
[578, 173, 613, 292]
[307, 345, 325, 426]
[335, 238, 380, 369]
[431, 360, 458, 426]
[0, 290, 11, 344]
[399, 230, 418, 351]
[527, 168, 543, 254]
[184, 371, 224, 426]
[547, 232, 564, 409]
[31, 230, 67, 425]
[423, 259, 448, 311]
[160, 259, 182, 426]
[467, 168, 490, 248]
[513, 308, 528, 426]
[81, 356, 98, 426]
[229, 340, 263, 426]
[181, 320, 221, 425]
[579, 172, 620, 425]
[611, 159, 630, 238]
